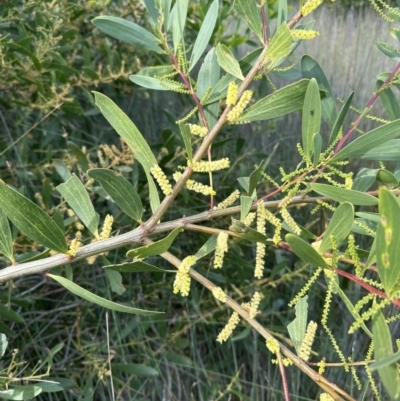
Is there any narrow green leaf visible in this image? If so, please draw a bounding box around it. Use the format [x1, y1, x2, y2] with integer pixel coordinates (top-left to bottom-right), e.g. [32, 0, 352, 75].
[301, 55, 337, 127]
[230, 219, 273, 244]
[264, 23, 292, 67]
[234, 0, 263, 42]
[93, 92, 157, 173]
[376, 169, 399, 186]
[329, 92, 354, 147]
[215, 44, 244, 80]
[285, 234, 327, 268]
[195, 235, 218, 260]
[372, 308, 399, 399]
[240, 79, 309, 122]
[355, 139, 400, 161]
[34, 382, 64, 394]
[313, 133, 322, 167]
[57, 175, 99, 237]
[370, 350, 400, 371]
[0, 182, 68, 254]
[127, 228, 182, 259]
[240, 196, 253, 222]
[376, 187, 400, 294]
[302, 78, 321, 160]
[141, 0, 158, 24]
[88, 168, 143, 223]
[376, 41, 400, 62]
[172, 0, 188, 52]
[68, 142, 89, 171]
[377, 79, 400, 121]
[48, 274, 161, 315]
[332, 118, 400, 162]
[287, 296, 308, 356]
[112, 363, 159, 377]
[104, 269, 126, 295]
[0, 208, 13, 261]
[129, 74, 183, 91]
[179, 124, 192, 162]
[145, 171, 160, 213]
[197, 48, 220, 128]
[309, 183, 378, 206]
[277, 0, 288, 27]
[320, 203, 354, 253]
[0, 303, 24, 323]
[92, 16, 163, 53]
[104, 261, 168, 273]
[0, 386, 42, 400]
[189, 0, 219, 71]
[248, 161, 265, 196]
[332, 280, 372, 338]
[130, 65, 182, 91]
[352, 168, 378, 192]
[163, 0, 172, 33]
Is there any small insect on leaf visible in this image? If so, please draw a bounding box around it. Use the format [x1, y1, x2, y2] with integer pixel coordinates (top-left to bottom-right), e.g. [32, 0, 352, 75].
[309, 109, 314, 116]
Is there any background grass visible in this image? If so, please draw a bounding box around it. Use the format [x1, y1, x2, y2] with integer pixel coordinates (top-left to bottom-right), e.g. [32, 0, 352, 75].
[0, 1, 398, 400]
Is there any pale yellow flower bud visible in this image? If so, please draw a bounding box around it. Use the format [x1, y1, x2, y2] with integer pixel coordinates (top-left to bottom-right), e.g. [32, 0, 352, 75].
[212, 287, 227, 303]
[190, 158, 230, 173]
[214, 190, 240, 210]
[226, 81, 238, 106]
[100, 215, 114, 240]
[173, 172, 216, 196]
[151, 164, 173, 196]
[299, 321, 317, 361]
[217, 312, 240, 343]
[291, 29, 320, 40]
[227, 90, 253, 123]
[301, 0, 323, 16]
[214, 232, 229, 269]
[266, 338, 280, 354]
[244, 212, 256, 226]
[249, 292, 262, 319]
[187, 123, 208, 137]
[320, 393, 334, 401]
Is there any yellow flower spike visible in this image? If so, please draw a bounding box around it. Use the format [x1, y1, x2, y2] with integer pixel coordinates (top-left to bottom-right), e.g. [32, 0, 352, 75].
[173, 172, 216, 196]
[318, 359, 326, 375]
[265, 338, 280, 354]
[249, 292, 262, 319]
[173, 255, 196, 297]
[255, 202, 266, 278]
[319, 394, 334, 401]
[151, 164, 173, 196]
[301, 0, 323, 16]
[214, 189, 240, 210]
[187, 123, 208, 137]
[226, 81, 239, 106]
[68, 231, 82, 257]
[214, 232, 229, 269]
[244, 212, 256, 226]
[190, 158, 230, 173]
[280, 207, 301, 235]
[227, 90, 253, 123]
[100, 215, 114, 240]
[291, 29, 320, 41]
[173, 271, 191, 296]
[217, 312, 240, 343]
[299, 321, 317, 361]
[212, 287, 227, 303]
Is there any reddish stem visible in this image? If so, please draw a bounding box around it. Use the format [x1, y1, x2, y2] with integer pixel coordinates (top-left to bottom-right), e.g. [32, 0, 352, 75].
[171, 54, 209, 130]
[335, 269, 400, 307]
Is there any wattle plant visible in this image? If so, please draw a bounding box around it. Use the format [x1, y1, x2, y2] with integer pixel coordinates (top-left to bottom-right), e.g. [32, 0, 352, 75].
[1, 0, 400, 399]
